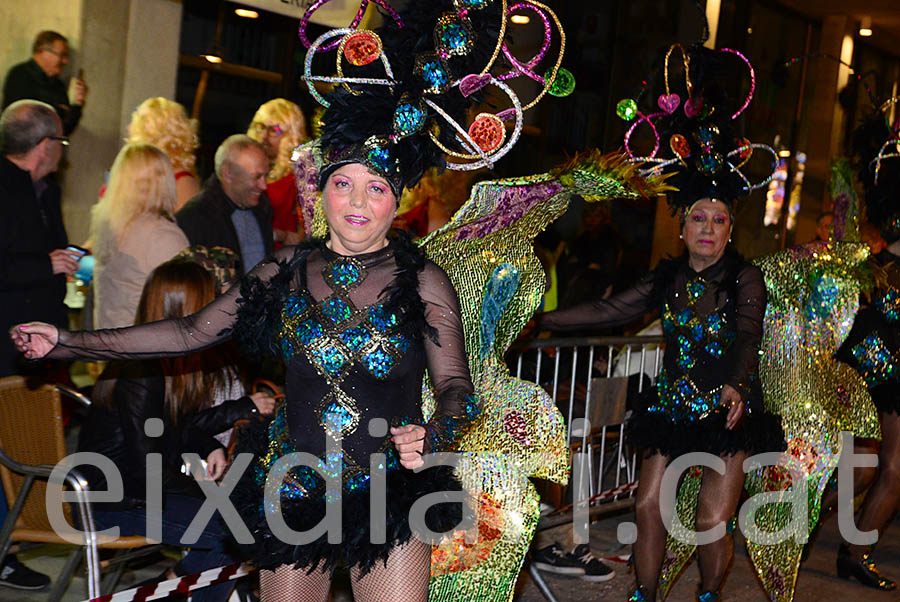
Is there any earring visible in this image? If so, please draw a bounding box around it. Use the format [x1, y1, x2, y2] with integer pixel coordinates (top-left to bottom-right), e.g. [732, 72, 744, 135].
[728, 237, 732, 242]
[679, 234, 683, 239]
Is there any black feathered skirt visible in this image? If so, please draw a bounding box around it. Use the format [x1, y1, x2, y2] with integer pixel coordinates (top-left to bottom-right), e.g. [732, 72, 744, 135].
[836, 307, 900, 416]
[229, 406, 464, 575]
[625, 369, 785, 459]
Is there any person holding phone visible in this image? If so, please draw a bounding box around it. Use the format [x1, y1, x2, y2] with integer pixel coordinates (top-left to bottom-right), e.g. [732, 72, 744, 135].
[2, 31, 87, 135]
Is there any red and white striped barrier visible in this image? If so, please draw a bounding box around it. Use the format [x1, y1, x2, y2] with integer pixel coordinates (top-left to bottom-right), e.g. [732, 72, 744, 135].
[84, 562, 254, 602]
[548, 479, 639, 516]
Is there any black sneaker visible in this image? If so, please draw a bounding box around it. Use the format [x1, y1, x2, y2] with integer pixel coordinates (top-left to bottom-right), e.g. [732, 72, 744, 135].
[532, 543, 586, 575]
[0, 555, 51, 591]
[568, 544, 615, 582]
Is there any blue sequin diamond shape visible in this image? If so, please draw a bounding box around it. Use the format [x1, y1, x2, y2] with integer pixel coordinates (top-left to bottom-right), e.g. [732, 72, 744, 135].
[313, 345, 347, 376]
[363, 346, 396, 379]
[320, 400, 356, 436]
[687, 279, 706, 301]
[328, 260, 362, 289]
[676, 308, 693, 326]
[368, 304, 398, 330]
[707, 313, 724, 334]
[297, 319, 324, 345]
[322, 297, 353, 325]
[340, 325, 373, 352]
[705, 341, 722, 357]
[284, 294, 309, 318]
[439, 23, 469, 53]
[389, 333, 410, 353]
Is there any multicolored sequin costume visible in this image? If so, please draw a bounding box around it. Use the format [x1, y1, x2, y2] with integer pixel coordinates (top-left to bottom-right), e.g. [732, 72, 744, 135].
[541, 248, 783, 459]
[48, 235, 481, 574]
[297, 149, 671, 600]
[657, 241, 880, 601]
[837, 251, 900, 416]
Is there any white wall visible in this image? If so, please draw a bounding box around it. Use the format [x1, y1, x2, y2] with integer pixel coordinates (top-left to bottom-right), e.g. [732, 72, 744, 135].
[0, 0, 183, 244]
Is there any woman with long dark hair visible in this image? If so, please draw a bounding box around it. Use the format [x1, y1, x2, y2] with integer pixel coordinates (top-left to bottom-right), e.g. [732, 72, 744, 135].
[77, 260, 274, 601]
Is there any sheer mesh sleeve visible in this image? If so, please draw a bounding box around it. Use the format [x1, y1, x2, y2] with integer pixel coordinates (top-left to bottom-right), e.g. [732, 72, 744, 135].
[725, 264, 766, 397]
[48, 248, 297, 361]
[418, 261, 479, 453]
[539, 274, 658, 332]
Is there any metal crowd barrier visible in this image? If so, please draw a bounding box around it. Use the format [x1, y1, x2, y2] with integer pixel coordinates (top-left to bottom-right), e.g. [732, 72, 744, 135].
[510, 335, 664, 508]
[508, 335, 664, 601]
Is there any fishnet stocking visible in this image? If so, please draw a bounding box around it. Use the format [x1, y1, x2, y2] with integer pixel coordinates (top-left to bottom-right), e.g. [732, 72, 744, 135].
[632, 452, 669, 599]
[849, 411, 900, 559]
[349, 540, 431, 602]
[259, 562, 331, 602]
[695, 452, 746, 593]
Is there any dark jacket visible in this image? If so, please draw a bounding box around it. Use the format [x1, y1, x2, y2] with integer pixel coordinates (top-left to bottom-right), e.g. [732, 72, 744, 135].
[0, 156, 68, 377]
[175, 175, 274, 276]
[76, 360, 257, 509]
[2, 59, 82, 135]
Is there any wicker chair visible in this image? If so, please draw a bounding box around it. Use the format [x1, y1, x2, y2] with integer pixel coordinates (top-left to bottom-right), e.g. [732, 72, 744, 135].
[0, 375, 160, 601]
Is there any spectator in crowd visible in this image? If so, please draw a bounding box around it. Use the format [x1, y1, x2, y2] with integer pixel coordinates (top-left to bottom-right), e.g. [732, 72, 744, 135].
[0, 99, 70, 590]
[176, 135, 273, 276]
[2, 31, 87, 135]
[90, 142, 189, 329]
[78, 259, 275, 602]
[125, 97, 201, 211]
[247, 98, 307, 247]
[815, 211, 834, 242]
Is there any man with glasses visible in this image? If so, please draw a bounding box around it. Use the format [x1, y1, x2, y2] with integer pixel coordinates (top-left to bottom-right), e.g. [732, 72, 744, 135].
[0, 99, 74, 591]
[2, 31, 87, 135]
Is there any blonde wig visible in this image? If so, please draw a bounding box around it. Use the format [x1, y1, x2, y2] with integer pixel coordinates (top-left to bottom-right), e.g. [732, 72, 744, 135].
[90, 143, 177, 263]
[126, 97, 199, 174]
[248, 98, 308, 181]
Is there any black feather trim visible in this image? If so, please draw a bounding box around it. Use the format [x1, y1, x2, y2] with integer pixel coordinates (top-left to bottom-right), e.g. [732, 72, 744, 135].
[229, 414, 464, 575]
[625, 402, 785, 459]
[222, 243, 317, 359]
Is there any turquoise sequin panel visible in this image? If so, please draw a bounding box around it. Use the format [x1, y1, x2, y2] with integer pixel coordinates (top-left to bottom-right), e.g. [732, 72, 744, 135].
[421, 60, 449, 90]
[328, 260, 363, 289]
[297, 318, 324, 345]
[363, 346, 396, 379]
[479, 263, 521, 360]
[340, 325, 372, 352]
[312, 345, 347, 376]
[284, 294, 309, 318]
[875, 289, 900, 323]
[368, 304, 398, 330]
[438, 23, 469, 53]
[851, 333, 899, 387]
[322, 297, 353, 325]
[676, 335, 694, 370]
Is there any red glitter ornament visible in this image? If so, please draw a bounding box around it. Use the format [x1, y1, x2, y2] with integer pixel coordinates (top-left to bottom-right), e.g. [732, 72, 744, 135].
[342, 31, 382, 66]
[468, 113, 505, 153]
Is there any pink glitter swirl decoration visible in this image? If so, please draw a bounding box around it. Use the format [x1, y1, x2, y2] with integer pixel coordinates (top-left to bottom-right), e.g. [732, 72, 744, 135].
[719, 48, 755, 119]
[497, 2, 551, 84]
[623, 111, 663, 159]
[298, 0, 403, 52]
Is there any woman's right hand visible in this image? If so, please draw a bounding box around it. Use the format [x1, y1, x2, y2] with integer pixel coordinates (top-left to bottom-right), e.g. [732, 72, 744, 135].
[249, 392, 276, 416]
[9, 322, 59, 359]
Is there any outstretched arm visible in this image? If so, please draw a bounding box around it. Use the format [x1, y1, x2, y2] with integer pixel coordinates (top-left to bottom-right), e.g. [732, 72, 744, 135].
[10, 248, 296, 361]
[539, 276, 658, 332]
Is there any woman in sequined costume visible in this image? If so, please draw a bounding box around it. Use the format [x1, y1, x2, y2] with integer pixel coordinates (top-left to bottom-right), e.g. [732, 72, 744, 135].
[539, 198, 783, 601]
[10, 147, 479, 601]
[829, 113, 900, 591]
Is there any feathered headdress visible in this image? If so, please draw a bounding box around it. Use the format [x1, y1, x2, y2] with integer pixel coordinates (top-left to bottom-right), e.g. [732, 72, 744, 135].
[300, 0, 572, 193]
[852, 102, 900, 241]
[614, 24, 776, 212]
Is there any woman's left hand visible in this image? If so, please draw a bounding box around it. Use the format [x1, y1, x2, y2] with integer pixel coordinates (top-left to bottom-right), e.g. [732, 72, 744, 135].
[205, 448, 228, 481]
[391, 424, 426, 470]
[721, 385, 744, 430]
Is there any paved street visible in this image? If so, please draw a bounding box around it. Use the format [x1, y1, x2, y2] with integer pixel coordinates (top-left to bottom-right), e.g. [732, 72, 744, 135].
[2, 511, 898, 601]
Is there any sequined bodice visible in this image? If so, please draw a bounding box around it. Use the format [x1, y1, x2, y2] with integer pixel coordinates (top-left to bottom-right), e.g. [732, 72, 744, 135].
[656, 273, 739, 420]
[275, 247, 426, 472]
